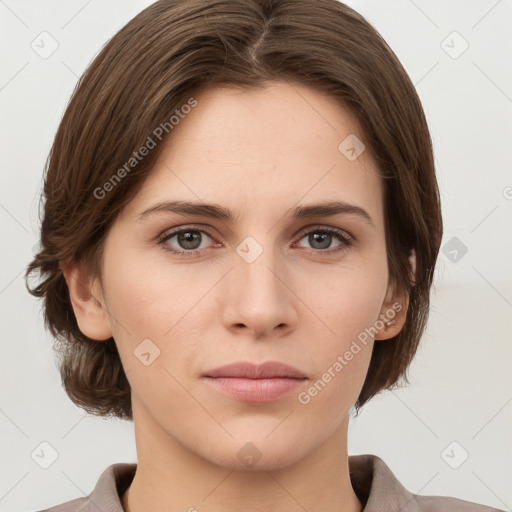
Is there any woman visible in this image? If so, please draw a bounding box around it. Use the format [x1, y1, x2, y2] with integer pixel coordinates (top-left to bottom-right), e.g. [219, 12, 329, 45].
[26, 0, 502, 510]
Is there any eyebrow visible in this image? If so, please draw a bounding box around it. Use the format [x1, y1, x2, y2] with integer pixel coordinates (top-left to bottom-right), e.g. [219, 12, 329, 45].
[136, 200, 375, 228]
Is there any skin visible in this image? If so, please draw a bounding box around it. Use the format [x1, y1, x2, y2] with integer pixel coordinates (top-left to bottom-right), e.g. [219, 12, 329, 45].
[64, 81, 409, 512]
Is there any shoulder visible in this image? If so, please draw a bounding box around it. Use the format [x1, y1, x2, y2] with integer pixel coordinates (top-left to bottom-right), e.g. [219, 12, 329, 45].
[36, 462, 136, 512]
[37, 496, 88, 512]
[348, 454, 503, 512]
[414, 494, 503, 511]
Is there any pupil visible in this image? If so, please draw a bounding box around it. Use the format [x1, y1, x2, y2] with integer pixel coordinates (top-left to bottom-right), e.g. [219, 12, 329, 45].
[311, 233, 330, 249]
[179, 231, 200, 249]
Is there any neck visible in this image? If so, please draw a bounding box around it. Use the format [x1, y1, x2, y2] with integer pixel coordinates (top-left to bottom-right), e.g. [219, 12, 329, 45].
[122, 402, 362, 512]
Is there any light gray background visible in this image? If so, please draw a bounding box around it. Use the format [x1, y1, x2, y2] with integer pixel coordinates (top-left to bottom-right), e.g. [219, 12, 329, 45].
[1, 1, 511, 511]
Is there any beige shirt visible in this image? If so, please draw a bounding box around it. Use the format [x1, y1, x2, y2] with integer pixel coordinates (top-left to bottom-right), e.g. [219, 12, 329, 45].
[39, 454, 503, 511]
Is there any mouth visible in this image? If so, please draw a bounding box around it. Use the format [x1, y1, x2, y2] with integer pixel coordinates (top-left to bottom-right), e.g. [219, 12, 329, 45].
[202, 361, 308, 403]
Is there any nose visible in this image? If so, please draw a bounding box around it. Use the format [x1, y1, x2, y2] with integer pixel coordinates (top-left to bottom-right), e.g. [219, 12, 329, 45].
[221, 243, 298, 339]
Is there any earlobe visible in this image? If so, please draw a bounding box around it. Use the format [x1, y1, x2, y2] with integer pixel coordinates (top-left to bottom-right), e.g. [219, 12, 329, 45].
[61, 263, 113, 341]
[374, 285, 410, 341]
[375, 249, 416, 340]
[375, 299, 408, 340]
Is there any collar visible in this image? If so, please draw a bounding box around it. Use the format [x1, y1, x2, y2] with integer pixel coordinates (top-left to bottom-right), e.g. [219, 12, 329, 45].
[44, 454, 496, 511]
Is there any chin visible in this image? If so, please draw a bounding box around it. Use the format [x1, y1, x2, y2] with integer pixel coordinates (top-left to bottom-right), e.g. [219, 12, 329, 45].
[197, 435, 314, 473]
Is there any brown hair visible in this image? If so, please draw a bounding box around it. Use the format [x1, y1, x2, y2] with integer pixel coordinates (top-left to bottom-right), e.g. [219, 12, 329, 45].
[25, 0, 442, 420]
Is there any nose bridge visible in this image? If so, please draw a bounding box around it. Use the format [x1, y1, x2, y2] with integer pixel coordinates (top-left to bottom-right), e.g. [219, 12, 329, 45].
[223, 232, 296, 336]
[241, 242, 280, 291]
[235, 234, 285, 301]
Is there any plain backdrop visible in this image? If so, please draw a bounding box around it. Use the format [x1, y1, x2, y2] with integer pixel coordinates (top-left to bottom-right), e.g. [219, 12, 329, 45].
[1, 1, 511, 511]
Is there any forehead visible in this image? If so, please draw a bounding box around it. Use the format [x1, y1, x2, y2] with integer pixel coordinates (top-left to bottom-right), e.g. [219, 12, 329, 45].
[123, 81, 384, 227]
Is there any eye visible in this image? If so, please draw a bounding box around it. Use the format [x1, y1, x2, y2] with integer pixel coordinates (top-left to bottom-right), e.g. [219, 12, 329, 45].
[158, 227, 217, 257]
[158, 225, 354, 258]
[294, 227, 354, 254]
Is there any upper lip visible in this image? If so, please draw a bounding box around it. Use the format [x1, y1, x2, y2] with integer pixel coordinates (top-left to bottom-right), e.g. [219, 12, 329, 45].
[203, 361, 307, 379]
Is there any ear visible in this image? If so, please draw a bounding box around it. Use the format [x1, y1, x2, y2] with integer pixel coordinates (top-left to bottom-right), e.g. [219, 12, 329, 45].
[374, 249, 416, 341]
[61, 262, 113, 341]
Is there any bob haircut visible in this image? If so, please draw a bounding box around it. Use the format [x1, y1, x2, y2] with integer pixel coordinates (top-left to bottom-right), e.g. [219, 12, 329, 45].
[26, 0, 443, 420]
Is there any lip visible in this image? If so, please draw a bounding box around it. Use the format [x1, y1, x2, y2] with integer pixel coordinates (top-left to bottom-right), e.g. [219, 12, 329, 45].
[203, 361, 307, 379]
[202, 361, 308, 403]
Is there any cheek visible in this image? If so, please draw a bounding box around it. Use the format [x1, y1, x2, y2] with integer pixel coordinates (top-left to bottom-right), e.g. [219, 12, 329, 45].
[100, 245, 217, 377]
[100, 254, 196, 404]
[295, 272, 383, 412]
[295, 343, 372, 436]
[299, 259, 388, 344]
[295, 257, 386, 402]
[101, 244, 193, 336]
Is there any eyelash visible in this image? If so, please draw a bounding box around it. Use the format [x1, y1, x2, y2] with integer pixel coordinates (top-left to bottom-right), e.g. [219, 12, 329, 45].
[157, 224, 354, 258]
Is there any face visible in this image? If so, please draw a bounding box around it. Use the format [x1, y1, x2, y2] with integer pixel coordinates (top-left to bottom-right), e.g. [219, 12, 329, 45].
[72, 81, 406, 471]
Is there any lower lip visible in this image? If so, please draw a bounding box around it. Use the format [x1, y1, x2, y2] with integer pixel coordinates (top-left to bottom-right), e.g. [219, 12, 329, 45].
[203, 377, 307, 403]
